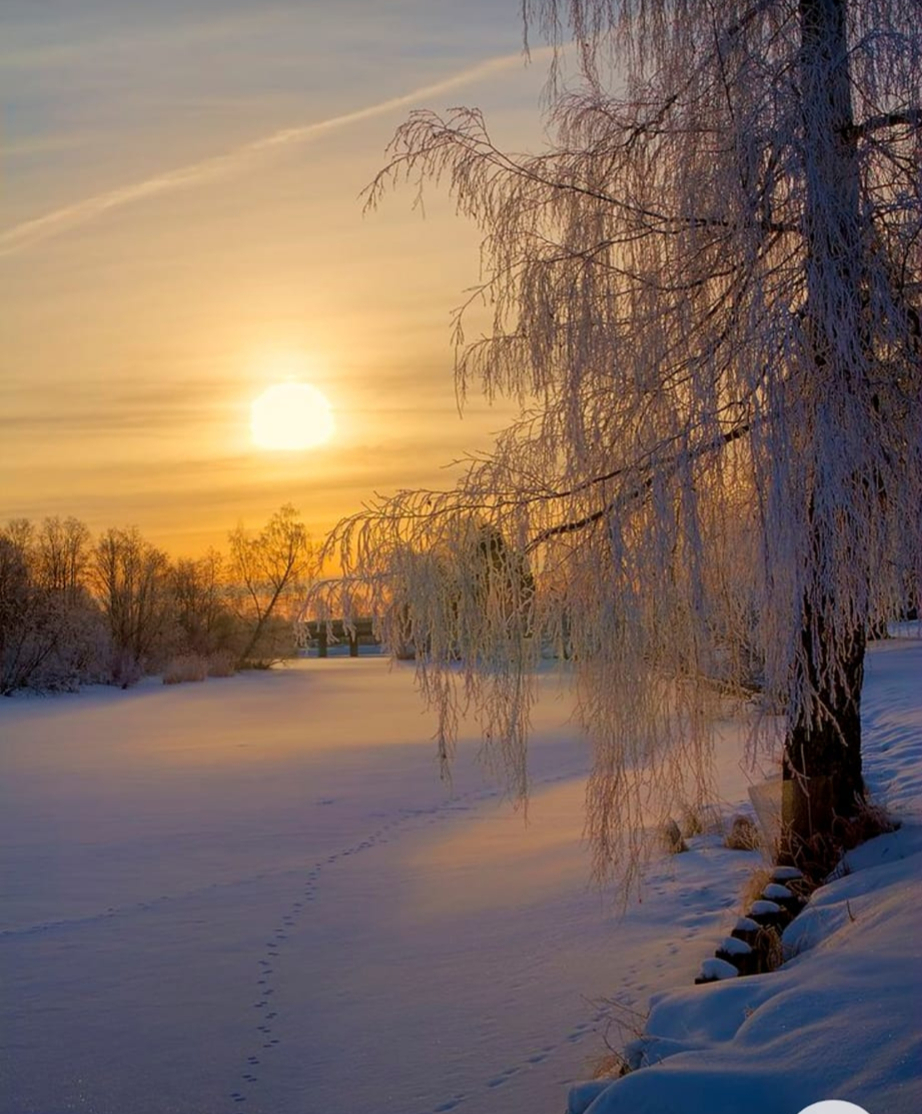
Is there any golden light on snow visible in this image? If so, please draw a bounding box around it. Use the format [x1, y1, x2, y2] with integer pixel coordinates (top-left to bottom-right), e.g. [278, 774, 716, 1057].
[250, 382, 335, 451]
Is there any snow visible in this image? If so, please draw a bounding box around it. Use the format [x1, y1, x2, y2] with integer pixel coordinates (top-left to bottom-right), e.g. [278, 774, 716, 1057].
[697, 957, 739, 981]
[717, 936, 751, 956]
[771, 866, 804, 882]
[761, 882, 793, 900]
[0, 658, 762, 1114]
[569, 1079, 613, 1114]
[570, 636, 922, 1114]
[1, 637, 920, 1114]
[749, 899, 782, 915]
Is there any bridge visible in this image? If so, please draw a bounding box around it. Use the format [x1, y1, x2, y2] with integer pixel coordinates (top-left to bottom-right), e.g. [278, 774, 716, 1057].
[299, 618, 379, 657]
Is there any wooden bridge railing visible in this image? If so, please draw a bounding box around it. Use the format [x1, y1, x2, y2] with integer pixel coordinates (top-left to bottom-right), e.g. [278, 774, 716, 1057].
[300, 618, 379, 658]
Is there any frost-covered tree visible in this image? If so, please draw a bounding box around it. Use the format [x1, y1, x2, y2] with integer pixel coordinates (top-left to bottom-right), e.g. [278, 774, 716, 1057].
[323, 0, 920, 886]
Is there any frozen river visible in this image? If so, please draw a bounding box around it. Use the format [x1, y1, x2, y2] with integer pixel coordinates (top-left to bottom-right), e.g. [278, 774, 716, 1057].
[0, 658, 758, 1114]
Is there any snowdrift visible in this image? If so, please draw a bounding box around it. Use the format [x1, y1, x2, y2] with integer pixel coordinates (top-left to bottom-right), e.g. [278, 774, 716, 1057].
[570, 638, 922, 1114]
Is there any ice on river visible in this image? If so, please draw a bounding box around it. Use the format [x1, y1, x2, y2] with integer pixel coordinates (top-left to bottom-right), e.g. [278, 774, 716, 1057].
[0, 657, 788, 1114]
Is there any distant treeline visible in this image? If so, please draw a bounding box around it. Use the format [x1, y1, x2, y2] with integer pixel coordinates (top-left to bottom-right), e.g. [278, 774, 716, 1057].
[0, 505, 311, 695]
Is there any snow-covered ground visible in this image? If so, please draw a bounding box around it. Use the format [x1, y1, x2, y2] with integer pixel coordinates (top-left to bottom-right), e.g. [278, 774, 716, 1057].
[1, 639, 919, 1114]
[571, 636, 922, 1114]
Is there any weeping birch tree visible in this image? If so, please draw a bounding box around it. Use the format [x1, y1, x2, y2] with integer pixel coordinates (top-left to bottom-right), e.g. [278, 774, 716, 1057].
[323, 0, 921, 887]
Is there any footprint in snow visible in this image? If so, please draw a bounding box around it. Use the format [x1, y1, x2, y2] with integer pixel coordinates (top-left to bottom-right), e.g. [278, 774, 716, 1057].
[232, 789, 519, 1107]
[433, 1094, 467, 1111]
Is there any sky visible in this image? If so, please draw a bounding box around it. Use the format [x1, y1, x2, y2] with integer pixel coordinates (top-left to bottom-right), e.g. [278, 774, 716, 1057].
[1, 0, 553, 558]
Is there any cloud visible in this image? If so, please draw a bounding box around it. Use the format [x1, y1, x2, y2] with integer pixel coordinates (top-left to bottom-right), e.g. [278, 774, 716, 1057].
[1, 49, 545, 258]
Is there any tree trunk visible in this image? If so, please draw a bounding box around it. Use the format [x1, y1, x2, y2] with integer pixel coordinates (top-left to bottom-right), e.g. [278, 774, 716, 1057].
[781, 619, 866, 862]
[781, 0, 868, 865]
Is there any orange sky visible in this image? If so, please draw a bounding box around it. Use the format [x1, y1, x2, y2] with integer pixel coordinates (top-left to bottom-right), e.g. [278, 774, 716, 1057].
[1, 2, 554, 558]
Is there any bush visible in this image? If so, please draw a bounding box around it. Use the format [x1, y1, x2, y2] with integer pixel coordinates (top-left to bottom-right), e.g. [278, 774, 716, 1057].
[206, 650, 237, 678]
[661, 818, 687, 854]
[741, 867, 773, 909]
[162, 654, 208, 684]
[725, 814, 761, 851]
[680, 803, 724, 839]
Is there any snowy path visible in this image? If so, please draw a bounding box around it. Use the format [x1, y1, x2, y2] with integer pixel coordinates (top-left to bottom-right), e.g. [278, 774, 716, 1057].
[1, 658, 760, 1114]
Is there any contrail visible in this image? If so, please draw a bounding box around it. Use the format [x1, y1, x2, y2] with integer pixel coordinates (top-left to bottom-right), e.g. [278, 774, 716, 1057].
[0, 50, 543, 258]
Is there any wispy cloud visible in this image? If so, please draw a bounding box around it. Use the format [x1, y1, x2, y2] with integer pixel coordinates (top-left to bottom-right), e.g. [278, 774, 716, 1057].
[1, 50, 543, 258]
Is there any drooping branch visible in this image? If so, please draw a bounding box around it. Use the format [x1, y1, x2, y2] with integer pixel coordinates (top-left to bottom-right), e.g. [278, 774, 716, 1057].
[527, 419, 754, 550]
[325, 0, 922, 895]
[846, 106, 922, 139]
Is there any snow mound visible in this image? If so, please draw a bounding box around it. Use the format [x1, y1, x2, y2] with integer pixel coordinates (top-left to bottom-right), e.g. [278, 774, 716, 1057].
[697, 957, 738, 981]
[748, 898, 781, 915]
[762, 882, 793, 900]
[568, 1080, 613, 1114]
[717, 936, 751, 956]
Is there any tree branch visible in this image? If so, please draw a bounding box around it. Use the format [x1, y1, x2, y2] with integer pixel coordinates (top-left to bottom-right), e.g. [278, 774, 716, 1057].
[526, 420, 753, 552]
[846, 108, 922, 139]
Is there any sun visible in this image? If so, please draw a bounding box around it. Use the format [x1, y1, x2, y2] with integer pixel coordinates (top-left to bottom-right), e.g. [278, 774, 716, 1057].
[250, 382, 335, 451]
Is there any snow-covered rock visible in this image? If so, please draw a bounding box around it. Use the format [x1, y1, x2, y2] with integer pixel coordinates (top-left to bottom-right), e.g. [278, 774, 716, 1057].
[762, 882, 793, 901]
[696, 957, 739, 982]
[771, 865, 804, 883]
[717, 935, 752, 956]
[748, 899, 781, 916]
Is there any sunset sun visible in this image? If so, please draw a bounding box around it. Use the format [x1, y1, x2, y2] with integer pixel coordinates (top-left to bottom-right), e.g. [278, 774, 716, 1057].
[250, 381, 335, 451]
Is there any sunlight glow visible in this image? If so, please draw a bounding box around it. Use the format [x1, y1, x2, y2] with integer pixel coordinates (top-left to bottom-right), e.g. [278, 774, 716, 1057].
[250, 382, 335, 451]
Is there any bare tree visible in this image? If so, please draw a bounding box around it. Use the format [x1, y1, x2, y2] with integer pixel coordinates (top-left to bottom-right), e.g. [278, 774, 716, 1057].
[3, 518, 36, 559]
[0, 520, 104, 693]
[228, 505, 312, 666]
[171, 549, 233, 657]
[323, 0, 921, 887]
[35, 516, 91, 602]
[91, 527, 172, 684]
[0, 533, 57, 694]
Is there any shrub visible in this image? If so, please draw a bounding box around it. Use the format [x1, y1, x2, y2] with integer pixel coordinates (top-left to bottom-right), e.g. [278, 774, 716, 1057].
[741, 867, 773, 909]
[206, 650, 237, 678]
[661, 818, 687, 854]
[783, 797, 900, 884]
[162, 654, 208, 685]
[725, 814, 761, 851]
[680, 803, 724, 839]
[591, 998, 650, 1079]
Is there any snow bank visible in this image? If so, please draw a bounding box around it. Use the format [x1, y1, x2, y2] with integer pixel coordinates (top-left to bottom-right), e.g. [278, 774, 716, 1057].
[571, 638, 922, 1114]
